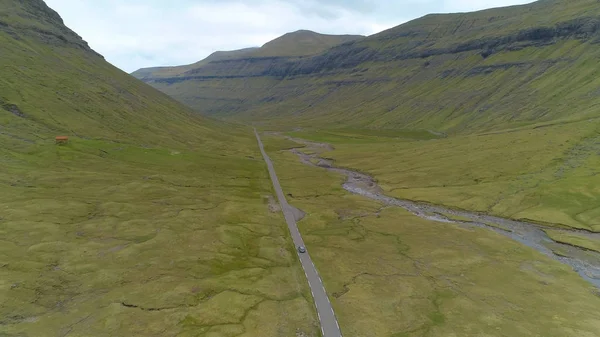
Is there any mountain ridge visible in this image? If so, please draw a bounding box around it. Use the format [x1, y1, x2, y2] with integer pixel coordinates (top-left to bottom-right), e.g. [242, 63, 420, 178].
[134, 0, 600, 134]
[131, 29, 364, 81]
[131, 47, 260, 80]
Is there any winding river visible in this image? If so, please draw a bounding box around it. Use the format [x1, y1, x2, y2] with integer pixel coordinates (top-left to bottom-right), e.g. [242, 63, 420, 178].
[284, 136, 600, 289]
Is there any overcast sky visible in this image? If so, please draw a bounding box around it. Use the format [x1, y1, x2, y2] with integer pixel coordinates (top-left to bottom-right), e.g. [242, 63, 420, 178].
[44, 0, 534, 73]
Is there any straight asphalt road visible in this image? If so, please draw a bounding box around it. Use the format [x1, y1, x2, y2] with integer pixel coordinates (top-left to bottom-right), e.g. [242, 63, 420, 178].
[254, 129, 342, 337]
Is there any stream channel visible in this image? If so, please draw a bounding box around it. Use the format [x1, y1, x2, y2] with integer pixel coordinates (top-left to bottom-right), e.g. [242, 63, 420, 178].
[283, 135, 600, 289]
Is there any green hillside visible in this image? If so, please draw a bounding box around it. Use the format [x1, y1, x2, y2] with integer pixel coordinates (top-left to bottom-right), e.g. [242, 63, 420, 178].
[137, 0, 600, 133]
[0, 1, 318, 335]
[0, 0, 235, 147]
[233, 0, 600, 232]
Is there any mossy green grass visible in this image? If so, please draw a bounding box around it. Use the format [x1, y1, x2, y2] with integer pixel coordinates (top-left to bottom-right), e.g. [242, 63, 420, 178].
[261, 133, 600, 337]
[0, 2, 319, 334]
[0, 137, 319, 337]
[286, 119, 600, 232]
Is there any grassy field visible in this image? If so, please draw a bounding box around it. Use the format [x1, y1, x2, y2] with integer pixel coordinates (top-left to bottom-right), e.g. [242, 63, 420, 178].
[0, 1, 319, 335]
[0, 132, 321, 337]
[545, 230, 600, 254]
[260, 133, 600, 337]
[262, 134, 306, 152]
[287, 118, 600, 232]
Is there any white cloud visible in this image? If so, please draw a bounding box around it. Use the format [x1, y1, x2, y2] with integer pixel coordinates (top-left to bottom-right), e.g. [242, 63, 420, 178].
[42, 0, 534, 73]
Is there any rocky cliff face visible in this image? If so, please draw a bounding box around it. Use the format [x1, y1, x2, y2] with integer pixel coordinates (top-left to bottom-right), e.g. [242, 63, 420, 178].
[0, 0, 101, 56]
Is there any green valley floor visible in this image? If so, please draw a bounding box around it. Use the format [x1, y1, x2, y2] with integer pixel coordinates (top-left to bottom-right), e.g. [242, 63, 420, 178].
[287, 118, 600, 232]
[259, 129, 600, 337]
[0, 133, 319, 336]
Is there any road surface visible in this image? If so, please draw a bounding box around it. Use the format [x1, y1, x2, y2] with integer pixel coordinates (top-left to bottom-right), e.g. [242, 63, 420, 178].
[254, 129, 342, 337]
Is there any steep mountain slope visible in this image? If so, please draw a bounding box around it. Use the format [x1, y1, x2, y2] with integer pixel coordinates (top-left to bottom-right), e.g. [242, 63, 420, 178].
[138, 0, 600, 133]
[0, 0, 237, 148]
[0, 1, 318, 336]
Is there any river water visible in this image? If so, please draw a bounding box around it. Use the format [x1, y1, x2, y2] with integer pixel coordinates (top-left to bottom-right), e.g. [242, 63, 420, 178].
[286, 138, 600, 289]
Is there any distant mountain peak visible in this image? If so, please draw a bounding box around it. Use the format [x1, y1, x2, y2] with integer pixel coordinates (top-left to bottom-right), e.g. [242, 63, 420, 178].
[285, 29, 362, 37]
[289, 29, 317, 34]
[132, 30, 363, 78]
[254, 29, 364, 57]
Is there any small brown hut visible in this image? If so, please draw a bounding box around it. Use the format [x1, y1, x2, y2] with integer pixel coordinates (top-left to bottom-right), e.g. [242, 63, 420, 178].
[55, 136, 69, 145]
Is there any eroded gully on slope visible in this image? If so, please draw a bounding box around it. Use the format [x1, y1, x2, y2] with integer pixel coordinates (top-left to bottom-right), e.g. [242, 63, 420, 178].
[278, 134, 600, 289]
